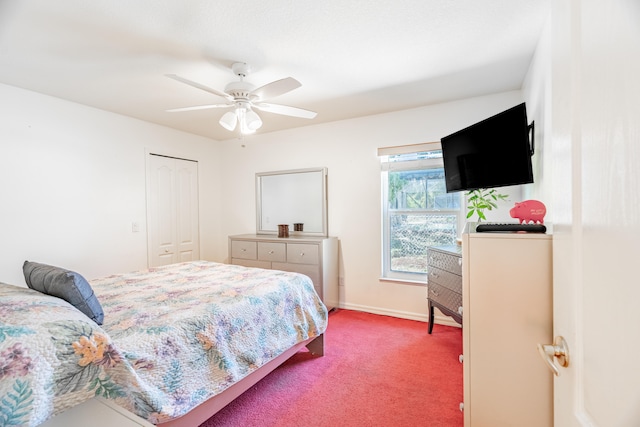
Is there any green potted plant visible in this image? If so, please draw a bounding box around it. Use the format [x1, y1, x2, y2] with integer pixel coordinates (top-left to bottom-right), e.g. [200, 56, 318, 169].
[465, 188, 509, 222]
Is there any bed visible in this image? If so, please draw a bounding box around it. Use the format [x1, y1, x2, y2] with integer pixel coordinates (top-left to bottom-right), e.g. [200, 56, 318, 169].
[0, 260, 327, 426]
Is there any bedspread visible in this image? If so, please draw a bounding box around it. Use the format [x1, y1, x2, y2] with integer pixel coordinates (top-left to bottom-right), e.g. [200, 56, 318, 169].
[0, 283, 125, 427]
[0, 261, 327, 426]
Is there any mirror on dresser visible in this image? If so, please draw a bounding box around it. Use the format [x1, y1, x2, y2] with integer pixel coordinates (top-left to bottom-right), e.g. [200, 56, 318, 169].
[256, 167, 327, 237]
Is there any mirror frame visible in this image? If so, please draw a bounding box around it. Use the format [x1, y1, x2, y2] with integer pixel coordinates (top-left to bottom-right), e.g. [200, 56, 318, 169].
[256, 167, 328, 237]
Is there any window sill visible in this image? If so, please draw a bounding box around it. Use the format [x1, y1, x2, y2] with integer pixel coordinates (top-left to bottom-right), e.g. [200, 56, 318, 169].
[379, 277, 427, 287]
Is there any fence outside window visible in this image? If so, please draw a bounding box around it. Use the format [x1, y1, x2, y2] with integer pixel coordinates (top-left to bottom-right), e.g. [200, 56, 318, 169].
[381, 148, 461, 282]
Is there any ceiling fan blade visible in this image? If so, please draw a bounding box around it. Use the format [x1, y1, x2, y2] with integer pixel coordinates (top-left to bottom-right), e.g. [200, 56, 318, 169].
[165, 74, 233, 101]
[253, 102, 317, 119]
[166, 104, 232, 112]
[251, 77, 301, 100]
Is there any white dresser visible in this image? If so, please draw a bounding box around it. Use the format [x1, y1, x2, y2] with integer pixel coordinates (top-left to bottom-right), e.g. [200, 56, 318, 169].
[228, 234, 339, 310]
[462, 224, 553, 427]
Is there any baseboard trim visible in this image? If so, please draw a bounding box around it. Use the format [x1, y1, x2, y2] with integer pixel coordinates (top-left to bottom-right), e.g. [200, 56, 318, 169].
[335, 302, 461, 329]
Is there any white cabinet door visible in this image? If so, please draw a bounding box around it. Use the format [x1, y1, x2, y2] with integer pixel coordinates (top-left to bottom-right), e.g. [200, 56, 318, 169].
[147, 154, 199, 267]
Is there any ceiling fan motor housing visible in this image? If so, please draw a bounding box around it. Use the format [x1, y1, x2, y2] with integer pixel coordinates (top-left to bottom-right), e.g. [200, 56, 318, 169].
[224, 81, 255, 101]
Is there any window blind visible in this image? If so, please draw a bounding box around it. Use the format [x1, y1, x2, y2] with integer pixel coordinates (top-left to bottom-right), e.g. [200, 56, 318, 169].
[377, 141, 441, 157]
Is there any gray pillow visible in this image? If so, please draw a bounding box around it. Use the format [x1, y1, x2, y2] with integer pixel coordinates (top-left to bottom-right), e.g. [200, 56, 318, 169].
[22, 261, 104, 325]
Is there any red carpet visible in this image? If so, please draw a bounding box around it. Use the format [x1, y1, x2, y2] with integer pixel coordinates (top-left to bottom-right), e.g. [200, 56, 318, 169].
[200, 309, 463, 427]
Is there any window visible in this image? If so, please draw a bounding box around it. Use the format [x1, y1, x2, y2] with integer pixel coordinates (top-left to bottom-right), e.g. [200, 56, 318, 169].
[380, 145, 461, 282]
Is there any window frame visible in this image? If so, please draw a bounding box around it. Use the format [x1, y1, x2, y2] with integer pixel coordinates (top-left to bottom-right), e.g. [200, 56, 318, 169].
[380, 144, 463, 284]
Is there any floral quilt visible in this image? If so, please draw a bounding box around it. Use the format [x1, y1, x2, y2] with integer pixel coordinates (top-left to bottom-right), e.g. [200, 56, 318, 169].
[0, 261, 328, 426]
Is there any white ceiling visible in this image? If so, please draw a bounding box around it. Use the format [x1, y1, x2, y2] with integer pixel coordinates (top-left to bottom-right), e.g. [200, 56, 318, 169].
[0, 0, 550, 141]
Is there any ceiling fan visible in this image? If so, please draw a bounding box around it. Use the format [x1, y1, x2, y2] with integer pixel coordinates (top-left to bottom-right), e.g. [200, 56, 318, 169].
[166, 63, 317, 135]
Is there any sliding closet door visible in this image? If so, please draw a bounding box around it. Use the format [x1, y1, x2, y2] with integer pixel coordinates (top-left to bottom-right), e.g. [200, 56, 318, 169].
[147, 154, 200, 267]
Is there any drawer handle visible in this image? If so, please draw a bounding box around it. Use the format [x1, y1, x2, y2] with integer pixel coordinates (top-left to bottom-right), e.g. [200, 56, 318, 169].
[269, 250, 274, 254]
[458, 306, 463, 315]
[241, 248, 246, 252]
[299, 252, 305, 257]
[430, 289, 439, 297]
[430, 272, 439, 279]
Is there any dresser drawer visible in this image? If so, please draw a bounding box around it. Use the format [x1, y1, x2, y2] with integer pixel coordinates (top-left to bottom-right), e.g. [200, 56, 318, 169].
[428, 249, 462, 275]
[428, 281, 462, 314]
[286, 243, 319, 264]
[231, 240, 257, 260]
[428, 266, 462, 293]
[258, 242, 286, 262]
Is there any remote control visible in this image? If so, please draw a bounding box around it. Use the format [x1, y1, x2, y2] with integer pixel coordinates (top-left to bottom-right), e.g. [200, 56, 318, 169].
[475, 223, 547, 233]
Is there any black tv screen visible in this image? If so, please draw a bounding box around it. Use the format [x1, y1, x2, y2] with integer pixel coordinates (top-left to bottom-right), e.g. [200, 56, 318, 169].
[440, 103, 534, 193]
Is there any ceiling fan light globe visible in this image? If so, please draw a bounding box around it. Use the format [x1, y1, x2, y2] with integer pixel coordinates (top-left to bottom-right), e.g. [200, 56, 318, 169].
[245, 110, 263, 131]
[219, 111, 237, 131]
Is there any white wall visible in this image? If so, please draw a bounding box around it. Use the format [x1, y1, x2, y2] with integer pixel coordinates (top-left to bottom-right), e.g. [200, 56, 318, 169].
[218, 90, 527, 320]
[522, 16, 553, 207]
[0, 83, 224, 287]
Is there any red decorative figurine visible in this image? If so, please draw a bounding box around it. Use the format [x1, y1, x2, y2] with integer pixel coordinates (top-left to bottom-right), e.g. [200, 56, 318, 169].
[509, 200, 547, 224]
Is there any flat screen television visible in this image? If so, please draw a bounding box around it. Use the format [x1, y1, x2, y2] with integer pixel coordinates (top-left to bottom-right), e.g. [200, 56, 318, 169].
[440, 102, 534, 193]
